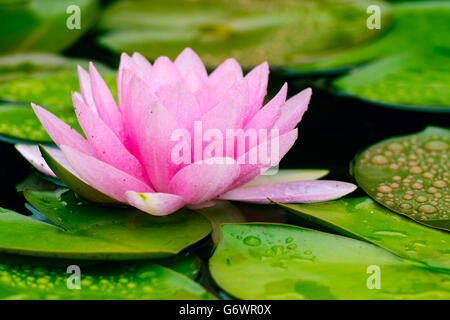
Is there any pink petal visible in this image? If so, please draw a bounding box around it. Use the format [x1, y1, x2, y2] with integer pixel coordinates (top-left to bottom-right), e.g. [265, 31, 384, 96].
[118, 53, 153, 108]
[174, 48, 207, 80]
[209, 58, 243, 86]
[77, 65, 96, 111]
[168, 157, 240, 204]
[274, 88, 311, 134]
[31, 103, 94, 156]
[131, 52, 152, 78]
[156, 82, 201, 130]
[72, 93, 147, 181]
[89, 62, 124, 140]
[15, 144, 57, 177]
[220, 180, 357, 203]
[242, 62, 269, 123]
[125, 191, 186, 216]
[148, 56, 182, 90]
[245, 83, 287, 131]
[120, 69, 156, 158]
[183, 70, 205, 93]
[60, 145, 153, 203]
[16, 144, 82, 179]
[136, 101, 181, 192]
[231, 128, 298, 189]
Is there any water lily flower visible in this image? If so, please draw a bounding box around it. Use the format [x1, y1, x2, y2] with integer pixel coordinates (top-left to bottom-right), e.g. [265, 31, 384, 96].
[17, 48, 356, 215]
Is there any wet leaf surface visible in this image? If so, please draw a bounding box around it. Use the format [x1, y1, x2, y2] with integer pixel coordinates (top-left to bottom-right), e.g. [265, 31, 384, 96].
[276, 197, 450, 271]
[0, 254, 214, 300]
[353, 127, 449, 231]
[210, 224, 450, 299]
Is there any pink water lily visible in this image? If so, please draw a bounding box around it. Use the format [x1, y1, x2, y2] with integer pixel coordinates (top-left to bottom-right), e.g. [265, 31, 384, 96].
[17, 48, 356, 215]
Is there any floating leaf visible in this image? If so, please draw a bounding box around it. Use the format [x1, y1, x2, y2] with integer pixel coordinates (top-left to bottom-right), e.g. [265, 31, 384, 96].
[332, 53, 450, 111]
[276, 197, 450, 271]
[0, 255, 214, 300]
[210, 224, 450, 299]
[0, 0, 99, 54]
[353, 127, 449, 231]
[97, 0, 389, 67]
[0, 188, 211, 260]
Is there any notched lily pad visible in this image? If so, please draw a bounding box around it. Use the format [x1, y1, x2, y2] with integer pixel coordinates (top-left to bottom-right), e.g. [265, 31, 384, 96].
[0, 188, 211, 260]
[276, 197, 450, 271]
[0, 255, 214, 300]
[354, 127, 449, 231]
[209, 224, 450, 299]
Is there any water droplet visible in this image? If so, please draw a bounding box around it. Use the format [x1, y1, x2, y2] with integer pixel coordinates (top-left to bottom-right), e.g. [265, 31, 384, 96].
[424, 140, 448, 151]
[418, 204, 437, 214]
[243, 236, 261, 247]
[371, 155, 389, 165]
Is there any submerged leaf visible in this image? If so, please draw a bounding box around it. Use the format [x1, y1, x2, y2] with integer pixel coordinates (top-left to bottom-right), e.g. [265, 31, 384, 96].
[353, 127, 450, 231]
[276, 197, 450, 271]
[0, 188, 211, 260]
[210, 224, 450, 299]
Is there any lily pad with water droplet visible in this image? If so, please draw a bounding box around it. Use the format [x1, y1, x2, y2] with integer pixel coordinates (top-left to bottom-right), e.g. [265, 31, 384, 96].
[275, 197, 450, 271]
[209, 224, 450, 299]
[0, 254, 215, 300]
[354, 127, 450, 231]
[97, 0, 389, 68]
[0, 188, 211, 260]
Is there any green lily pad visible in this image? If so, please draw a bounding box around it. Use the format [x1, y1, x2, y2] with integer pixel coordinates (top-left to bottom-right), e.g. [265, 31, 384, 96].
[353, 127, 449, 231]
[275, 197, 450, 271]
[0, 188, 211, 260]
[294, 2, 450, 71]
[209, 224, 450, 299]
[0, 0, 99, 54]
[97, 0, 389, 67]
[332, 53, 450, 111]
[0, 255, 214, 300]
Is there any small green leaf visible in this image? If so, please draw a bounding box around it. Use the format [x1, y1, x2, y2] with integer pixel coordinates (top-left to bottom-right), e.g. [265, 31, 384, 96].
[210, 224, 450, 299]
[353, 126, 450, 231]
[276, 197, 450, 271]
[0, 188, 211, 260]
[0, 254, 215, 300]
